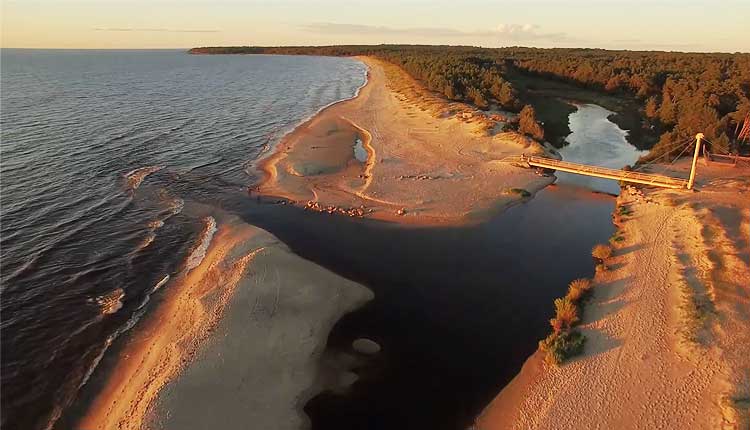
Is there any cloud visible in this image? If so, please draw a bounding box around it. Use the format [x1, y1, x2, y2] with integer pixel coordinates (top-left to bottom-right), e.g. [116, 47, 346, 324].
[300, 22, 569, 42]
[491, 24, 564, 41]
[94, 28, 219, 33]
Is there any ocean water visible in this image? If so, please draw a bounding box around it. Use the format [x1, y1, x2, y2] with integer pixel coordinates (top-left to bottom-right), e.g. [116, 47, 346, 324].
[0, 49, 367, 430]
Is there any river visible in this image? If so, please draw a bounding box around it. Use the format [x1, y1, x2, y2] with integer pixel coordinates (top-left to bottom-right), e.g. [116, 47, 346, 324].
[230, 102, 645, 430]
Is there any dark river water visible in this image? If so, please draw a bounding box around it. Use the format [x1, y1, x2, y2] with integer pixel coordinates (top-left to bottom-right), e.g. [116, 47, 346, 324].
[231, 104, 635, 430]
[1, 50, 641, 430]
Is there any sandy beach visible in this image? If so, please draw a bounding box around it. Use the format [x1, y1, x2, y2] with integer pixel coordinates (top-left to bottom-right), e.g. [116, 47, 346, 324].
[258, 56, 556, 225]
[477, 160, 750, 429]
[75, 216, 372, 430]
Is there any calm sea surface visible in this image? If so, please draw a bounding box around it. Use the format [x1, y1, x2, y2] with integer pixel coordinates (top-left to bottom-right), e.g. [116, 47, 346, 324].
[0, 49, 367, 430]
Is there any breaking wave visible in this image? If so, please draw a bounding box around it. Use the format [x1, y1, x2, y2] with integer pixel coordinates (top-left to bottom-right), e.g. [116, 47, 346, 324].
[184, 217, 217, 272]
[90, 288, 125, 315]
[124, 165, 165, 191]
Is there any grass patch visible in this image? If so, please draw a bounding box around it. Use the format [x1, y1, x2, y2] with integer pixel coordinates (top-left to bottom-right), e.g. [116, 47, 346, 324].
[617, 205, 633, 217]
[678, 284, 715, 345]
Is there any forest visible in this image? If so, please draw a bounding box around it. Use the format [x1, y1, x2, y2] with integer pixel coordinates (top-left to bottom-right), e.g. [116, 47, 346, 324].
[190, 45, 750, 157]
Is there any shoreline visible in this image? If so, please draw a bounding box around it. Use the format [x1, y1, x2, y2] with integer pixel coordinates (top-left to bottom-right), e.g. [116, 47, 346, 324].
[74, 218, 262, 430]
[257, 56, 556, 226]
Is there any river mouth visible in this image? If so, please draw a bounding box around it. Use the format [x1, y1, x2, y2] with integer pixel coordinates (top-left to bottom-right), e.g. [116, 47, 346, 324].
[232, 101, 639, 430]
[229, 182, 615, 429]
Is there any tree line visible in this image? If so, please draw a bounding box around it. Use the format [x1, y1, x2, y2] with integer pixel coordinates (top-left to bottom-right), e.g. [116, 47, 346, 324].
[190, 45, 750, 156]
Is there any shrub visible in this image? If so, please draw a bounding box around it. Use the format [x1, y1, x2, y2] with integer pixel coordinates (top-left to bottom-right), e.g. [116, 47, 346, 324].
[519, 104, 545, 140]
[539, 329, 586, 365]
[553, 297, 579, 329]
[549, 317, 566, 334]
[592, 244, 613, 260]
[567, 278, 593, 302]
[609, 233, 625, 244]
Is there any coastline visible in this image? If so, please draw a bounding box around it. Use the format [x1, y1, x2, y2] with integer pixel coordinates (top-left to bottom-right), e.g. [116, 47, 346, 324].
[75, 218, 262, 430]
[67, 54, 747, 430]
[477, 160, 750, 429]
[257, 56, 556, 225]
[74, 54, 560, 429]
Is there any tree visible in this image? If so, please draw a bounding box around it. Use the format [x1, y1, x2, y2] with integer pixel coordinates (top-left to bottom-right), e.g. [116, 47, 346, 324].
[645, 96, 659, 119]
[519, 105, 544, 140]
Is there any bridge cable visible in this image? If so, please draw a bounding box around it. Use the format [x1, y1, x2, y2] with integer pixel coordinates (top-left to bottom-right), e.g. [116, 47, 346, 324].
[670, 139, 694, 164]
[633, 137, 694, 171]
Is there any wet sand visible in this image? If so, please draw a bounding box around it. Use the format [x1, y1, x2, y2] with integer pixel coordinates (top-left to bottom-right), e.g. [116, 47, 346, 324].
[259, 56, 556, 225]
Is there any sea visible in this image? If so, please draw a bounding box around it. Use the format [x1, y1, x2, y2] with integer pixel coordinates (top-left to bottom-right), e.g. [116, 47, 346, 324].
[2, 49, 644, 430]
[0, 49, 367, 430]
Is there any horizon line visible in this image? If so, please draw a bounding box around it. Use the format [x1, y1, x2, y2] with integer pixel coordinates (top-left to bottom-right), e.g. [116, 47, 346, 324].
[1, 44, 748, 55]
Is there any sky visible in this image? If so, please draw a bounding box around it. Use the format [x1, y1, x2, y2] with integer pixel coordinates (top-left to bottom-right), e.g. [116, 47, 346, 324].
[2, 0, 748, 52]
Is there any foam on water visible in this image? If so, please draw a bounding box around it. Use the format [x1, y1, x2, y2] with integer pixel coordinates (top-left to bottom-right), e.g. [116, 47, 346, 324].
[90, 288, 125, 316]
[185, 217, 217, 272]
[124, 165, 165, 191]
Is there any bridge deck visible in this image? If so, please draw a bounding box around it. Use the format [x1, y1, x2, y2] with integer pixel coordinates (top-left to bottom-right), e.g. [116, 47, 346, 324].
[521, 155, 689, 189]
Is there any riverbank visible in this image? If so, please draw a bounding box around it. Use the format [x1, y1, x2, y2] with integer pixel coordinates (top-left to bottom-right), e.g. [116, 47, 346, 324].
[258, 56, 556, 225]
[75, 215, 372, 430]
[477, 159, 750, 429]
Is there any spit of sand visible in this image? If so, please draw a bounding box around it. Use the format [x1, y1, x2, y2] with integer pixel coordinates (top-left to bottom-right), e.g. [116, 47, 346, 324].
[258, 56, 556, 225]
[75, 217, 372, 430]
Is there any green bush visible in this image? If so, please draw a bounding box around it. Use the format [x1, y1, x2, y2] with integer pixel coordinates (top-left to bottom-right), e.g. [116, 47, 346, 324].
[539, 330, 586, 365]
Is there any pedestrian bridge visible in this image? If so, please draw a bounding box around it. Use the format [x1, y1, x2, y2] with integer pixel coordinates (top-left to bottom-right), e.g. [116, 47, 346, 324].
[517, 154, 689, 189]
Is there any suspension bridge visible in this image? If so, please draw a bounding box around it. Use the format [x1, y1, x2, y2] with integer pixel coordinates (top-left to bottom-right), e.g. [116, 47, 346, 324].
[510, 133, 707, 190]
